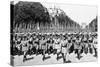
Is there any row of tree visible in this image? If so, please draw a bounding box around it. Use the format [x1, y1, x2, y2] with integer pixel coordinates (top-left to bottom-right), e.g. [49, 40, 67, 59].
[12, 1, 51, 30]
[11, 1, 97, 33]
[88, 16, 97, 32]
[47, 7, 81, 31]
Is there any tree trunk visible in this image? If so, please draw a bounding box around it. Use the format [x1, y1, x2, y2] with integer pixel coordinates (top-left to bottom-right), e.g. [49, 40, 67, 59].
[37, 22, 40, 30]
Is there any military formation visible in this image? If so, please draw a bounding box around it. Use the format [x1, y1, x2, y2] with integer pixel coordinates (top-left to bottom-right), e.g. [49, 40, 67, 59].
[11, 32, 97, 63]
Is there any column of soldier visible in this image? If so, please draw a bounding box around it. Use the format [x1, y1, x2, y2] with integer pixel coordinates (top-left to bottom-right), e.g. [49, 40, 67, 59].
[11, 32, 97, 63]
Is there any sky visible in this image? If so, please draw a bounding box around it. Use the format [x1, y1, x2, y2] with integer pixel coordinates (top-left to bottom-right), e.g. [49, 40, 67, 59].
[13, 0, 97, 26]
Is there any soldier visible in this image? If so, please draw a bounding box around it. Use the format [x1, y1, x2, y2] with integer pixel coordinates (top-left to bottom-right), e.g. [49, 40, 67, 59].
[47, 38, 54, 55]
[54, 38, 62, 60]
[40, 37, 48, 61]
[16, 36, 22, 56]
[27, 37, 34, 55]
[34, 38, 40, 55]
[83, 35, 88, 54]
[88, 35, 94, 54]
[22, 39, 29, 62]
[61, 38, 71, 63]
[93, 35, 97, 58]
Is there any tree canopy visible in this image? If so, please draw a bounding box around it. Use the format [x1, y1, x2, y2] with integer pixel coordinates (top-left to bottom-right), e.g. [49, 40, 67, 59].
[13, 1, 51, 27]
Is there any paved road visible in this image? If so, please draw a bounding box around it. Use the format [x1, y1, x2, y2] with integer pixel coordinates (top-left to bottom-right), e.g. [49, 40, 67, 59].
[13, 52, 97, 66]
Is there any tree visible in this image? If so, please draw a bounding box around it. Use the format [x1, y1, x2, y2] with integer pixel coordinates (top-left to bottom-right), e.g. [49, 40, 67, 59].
[13, 1, 51, 30]
[88, 16, 97, 32]
[47, 7, 81, 31]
